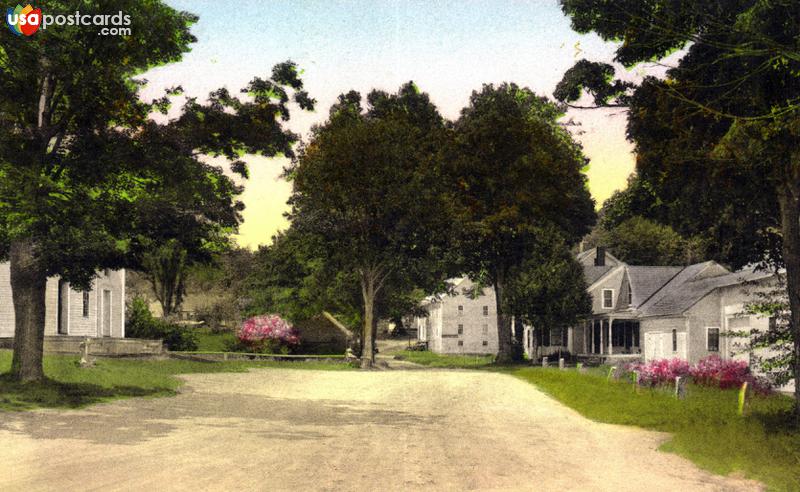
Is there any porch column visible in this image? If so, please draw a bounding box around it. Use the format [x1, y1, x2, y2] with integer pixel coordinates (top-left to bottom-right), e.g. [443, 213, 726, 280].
[567, 327, 573, 353]
[608, 317, 614, 355]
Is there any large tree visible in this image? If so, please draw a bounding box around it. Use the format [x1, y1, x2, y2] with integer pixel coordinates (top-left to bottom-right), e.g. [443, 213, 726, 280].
[286, 83, 455, 367]
[0, 1, 313, 381]
[557, 0, 800, 418]
[448, 83, 596, 363]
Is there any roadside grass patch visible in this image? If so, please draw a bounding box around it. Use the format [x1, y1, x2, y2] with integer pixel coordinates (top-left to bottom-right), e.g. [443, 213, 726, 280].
[394, 349, 495, 368]
[512, 367, 800, 491]
[0, 350, 353, 412]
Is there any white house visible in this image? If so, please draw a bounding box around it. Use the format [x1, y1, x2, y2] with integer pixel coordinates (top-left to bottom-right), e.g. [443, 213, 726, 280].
[0, 263, 125, 339]
[415, 277, 499, 355]
[559, 247, 793, 392]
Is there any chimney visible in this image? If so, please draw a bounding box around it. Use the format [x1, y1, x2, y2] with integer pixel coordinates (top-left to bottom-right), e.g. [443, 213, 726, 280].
[594, 247, 606, 267]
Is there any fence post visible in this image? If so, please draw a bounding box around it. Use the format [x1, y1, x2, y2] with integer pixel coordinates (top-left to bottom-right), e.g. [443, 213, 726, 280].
[675, 376, 687, 399]
[542, 356, 549, 368]
[558, 357, 565, 370]
[738, 381, 748, 416]
[79, 338, 94, 367]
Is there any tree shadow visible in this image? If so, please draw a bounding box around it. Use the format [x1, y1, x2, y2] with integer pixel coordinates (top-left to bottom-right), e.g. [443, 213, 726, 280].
[0, 386, 437, 445]
[0, 373, 172, 412]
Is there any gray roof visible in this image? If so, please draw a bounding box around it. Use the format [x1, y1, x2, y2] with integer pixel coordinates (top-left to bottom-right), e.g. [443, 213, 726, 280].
[584, 265, 614, 285]
[625, 266, 683, 307]
[638, 266, 773, 317]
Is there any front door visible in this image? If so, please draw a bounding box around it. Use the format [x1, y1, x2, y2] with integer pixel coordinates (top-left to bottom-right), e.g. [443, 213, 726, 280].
[102, 289, 112, 337]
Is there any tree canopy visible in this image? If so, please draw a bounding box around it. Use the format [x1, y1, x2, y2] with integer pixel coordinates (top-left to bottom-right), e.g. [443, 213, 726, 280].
[447, 83, 596, 362]
[0, 1, 313, 381]
[286, 83, 455, 366]
[557, 0, 800, 418]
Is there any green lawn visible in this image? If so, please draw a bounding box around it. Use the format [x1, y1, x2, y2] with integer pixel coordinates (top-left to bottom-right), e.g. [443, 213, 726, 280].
[0, 350, 353, 412]
[393, 349, 495, 368]
[511, 367, 800, 491]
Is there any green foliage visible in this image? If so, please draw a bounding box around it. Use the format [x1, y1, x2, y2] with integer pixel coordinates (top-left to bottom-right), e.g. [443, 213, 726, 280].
[285, 83, 457, 360]
[0, 351, 352, 412]
[504, 227, 591, 328]
[447, 82, 596, 360]
[125, 296, 197, 351]
[553, 59, 633, 107]
[586, 215, 705, 266]
[0, 0, 313, 287]
[513, 367, 800, 491]
[142, 239, 188, 317]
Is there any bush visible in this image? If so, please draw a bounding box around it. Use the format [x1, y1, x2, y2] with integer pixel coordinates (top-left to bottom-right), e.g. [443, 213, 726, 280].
[625, 355, 771, 393]
[625, 358, 690, 386]
[690, 355, 771, 393]
[125, 296, 198, 351]
[232, 314, 300, 354]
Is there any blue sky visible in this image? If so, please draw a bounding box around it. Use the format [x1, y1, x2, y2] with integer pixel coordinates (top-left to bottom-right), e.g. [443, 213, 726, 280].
[143, 0, 638, 248]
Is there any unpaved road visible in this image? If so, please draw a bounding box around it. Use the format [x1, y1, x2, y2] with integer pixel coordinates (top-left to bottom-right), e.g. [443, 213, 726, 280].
[0, 369, 761, 491]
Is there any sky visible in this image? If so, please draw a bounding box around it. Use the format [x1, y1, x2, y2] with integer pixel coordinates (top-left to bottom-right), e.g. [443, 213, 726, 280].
[142, 0, 644, 249]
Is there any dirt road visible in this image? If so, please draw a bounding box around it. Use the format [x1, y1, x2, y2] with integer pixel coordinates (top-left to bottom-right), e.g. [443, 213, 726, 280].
[0, 369, 761, 491]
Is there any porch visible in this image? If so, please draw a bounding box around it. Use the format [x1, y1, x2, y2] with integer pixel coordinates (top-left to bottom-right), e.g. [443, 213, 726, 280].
[578, 317, 641, 357]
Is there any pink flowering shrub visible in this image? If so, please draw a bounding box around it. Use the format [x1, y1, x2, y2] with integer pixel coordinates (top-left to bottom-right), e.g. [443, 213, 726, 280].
[690, 355, 770, 392]
[625, 355, 771, 393]
[625, 358, 690, 386]
[235, 315, 300, 354]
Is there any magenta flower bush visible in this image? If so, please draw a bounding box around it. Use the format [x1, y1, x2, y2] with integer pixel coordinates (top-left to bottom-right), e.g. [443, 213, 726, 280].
[626, 355, 771, 393]
[690, 355, 770, 392]
[626, 358, 690, 386]
[236, 315, 300, 354]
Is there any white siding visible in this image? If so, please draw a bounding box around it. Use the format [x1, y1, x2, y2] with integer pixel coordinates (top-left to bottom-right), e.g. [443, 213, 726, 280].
[0, 263, 125, 339]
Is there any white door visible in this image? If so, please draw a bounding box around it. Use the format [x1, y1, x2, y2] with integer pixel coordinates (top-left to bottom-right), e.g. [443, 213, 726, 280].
[102, 290, 112, 337]
[644, 332, 666, 361]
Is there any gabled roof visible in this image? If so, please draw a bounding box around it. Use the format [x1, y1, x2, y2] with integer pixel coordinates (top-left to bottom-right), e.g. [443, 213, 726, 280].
[578, 247, 622, 285]
[638, 266, 773, 317]
[625, 266, 683, 307]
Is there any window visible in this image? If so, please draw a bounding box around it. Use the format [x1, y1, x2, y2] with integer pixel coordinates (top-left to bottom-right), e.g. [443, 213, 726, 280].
[483, 306, 489, 316]
[602, 289, 614, 309]
[707, 328, 720, 352]
[482, 323, 488, 334]
[482, 340, 488, 346]
[672, 329, 677, 352]
[457, 324, 464, 335]
[457, 305, 463, 316]
[82, 291, 90, 318]
[627, 285, 633, 305]
[457, 340, 463, 346]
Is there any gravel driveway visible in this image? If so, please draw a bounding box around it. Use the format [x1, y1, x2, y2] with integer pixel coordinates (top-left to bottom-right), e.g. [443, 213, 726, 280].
[0, 368, 761, 491]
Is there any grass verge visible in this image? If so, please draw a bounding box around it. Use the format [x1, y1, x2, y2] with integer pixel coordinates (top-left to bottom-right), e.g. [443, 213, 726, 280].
[511, 367, 800, 491]
[393, 349, 495, 368]
[0, 350, 353, 412]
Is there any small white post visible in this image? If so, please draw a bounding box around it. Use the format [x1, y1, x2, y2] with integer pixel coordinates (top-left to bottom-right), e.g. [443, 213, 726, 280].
[675, 376, 687, 399]
[558, 357, 565, 370]
[542, 356, 549, 368]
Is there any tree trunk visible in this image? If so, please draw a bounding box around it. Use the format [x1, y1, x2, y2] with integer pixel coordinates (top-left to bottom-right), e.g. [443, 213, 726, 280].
[360, 273, 377, 369]
[777, 186, 800, 424]
[494, 272, 514, 364]
[9, 238, 48, 383]
[511, 317, 525, 361]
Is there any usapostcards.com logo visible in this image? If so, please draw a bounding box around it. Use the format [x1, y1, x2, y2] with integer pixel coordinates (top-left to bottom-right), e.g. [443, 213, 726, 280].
[6, 4, 132, 37]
